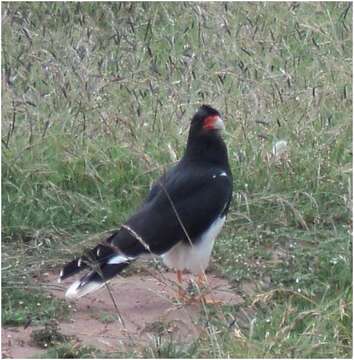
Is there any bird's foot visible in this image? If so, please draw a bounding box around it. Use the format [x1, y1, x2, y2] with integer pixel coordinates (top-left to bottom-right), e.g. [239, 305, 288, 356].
[183, 291, 223, 305]
[172, 287, 205, 305]
[176, 287, 189, 303]
[199, 294, 223, 305]
[173, 272, 222, 305]
[183, 274, 223, 305]
[195, 273, 208, 288]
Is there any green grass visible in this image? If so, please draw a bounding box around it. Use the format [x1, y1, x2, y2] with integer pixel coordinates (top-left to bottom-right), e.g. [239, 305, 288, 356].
[2, 287, 69, 327]
[31, 321, 71, 348]
[2, 1, 352, 358]
[95, 311, 117, 324]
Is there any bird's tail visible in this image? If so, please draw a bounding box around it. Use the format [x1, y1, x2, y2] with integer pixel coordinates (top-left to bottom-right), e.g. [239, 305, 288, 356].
[64, 261, 130, 299]
[58, 233, 135, 299]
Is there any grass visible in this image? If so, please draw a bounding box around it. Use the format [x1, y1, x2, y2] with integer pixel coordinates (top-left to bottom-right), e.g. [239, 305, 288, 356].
[2, 287, 69, 327]
[31, 321, 71, 348]
[39, 343, 101, 359]
[95, 311, 117, 324]
[1, 1, 352, 358]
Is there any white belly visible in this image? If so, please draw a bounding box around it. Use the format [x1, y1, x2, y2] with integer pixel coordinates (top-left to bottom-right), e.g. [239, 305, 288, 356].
[161, 216, 225, 274]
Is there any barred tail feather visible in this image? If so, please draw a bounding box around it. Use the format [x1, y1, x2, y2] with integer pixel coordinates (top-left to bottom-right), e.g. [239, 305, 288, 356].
[65, 261, 131, 299]
[65, 277, 105, 299]
[60, 230, 145, 298]
[59, 231, 126, 282]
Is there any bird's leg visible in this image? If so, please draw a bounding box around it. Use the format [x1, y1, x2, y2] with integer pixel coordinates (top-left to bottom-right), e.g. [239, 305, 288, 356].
[177, 270, 182, 283]
[189, 273, 223, 305]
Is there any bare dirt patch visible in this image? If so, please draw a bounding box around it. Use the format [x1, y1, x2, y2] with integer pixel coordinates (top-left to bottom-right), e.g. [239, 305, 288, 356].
[2, 270, 244, 358]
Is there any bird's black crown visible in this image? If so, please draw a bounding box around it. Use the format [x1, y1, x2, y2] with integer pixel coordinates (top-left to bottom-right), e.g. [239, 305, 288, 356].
[195, 105, 220, 119]
[190, 105, 221, 131]
[189, 105, 221, 137]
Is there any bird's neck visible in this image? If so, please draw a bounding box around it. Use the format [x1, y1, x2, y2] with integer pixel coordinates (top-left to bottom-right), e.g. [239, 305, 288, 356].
[184, 132, 230, 169]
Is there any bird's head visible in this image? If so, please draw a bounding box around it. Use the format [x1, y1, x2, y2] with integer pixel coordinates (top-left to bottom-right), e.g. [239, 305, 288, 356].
[185, 104, 229, 165]
[190, 105, 225, 136]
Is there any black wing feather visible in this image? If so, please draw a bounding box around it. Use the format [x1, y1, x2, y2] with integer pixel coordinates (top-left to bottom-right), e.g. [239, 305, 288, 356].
[110, 161, 232, 256]
[60, 161, 232, 281]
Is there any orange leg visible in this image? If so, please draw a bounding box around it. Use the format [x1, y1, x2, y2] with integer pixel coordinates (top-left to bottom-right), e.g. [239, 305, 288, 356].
[177, 270, 183, 284]
[175, 271, 221, 305]
[191, 273, 222, 305]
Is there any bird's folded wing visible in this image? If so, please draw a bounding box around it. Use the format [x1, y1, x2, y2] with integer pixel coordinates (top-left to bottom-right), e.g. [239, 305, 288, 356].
[110, 167, 233, 257]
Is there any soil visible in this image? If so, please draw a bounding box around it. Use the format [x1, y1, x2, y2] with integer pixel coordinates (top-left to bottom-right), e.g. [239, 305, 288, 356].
[2, 270, 245, 358]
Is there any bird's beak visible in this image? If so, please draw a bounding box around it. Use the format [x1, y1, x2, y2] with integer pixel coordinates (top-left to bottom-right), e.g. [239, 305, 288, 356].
[204, 116, 225, 131]
[213, 116, 225, 131]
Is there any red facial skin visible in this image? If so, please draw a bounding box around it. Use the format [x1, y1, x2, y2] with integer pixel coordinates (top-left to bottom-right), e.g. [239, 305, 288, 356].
[203, 115, 220, 130]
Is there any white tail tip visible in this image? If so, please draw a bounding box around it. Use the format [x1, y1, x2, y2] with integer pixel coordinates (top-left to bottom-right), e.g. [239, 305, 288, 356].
[65, 279, 105, 299]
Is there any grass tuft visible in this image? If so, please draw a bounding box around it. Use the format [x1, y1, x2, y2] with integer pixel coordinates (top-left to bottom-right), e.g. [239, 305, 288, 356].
[2, 287, 69, 327]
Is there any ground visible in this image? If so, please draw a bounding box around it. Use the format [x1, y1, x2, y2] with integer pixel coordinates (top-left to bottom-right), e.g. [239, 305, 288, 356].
[2, 269, 246, 358]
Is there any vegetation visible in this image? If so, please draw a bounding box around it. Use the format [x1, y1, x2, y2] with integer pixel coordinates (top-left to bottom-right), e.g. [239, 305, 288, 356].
[2, 2, 352, 358]
[31, 321, 71, 348]
[2, 287, 69, 327]
[39, 342, 101, 359]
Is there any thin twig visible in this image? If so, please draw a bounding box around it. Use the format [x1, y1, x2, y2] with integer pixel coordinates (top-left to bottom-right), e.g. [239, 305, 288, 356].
[121, 224, 151, 251]
[5, 99, 16, 148]
[158, 179, 208, 283]
[103, 281, 126, 327]
[158, 180, 194, 247]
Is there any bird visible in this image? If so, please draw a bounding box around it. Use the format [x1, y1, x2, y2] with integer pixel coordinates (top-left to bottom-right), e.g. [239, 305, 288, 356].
[59, 105, 233, 300]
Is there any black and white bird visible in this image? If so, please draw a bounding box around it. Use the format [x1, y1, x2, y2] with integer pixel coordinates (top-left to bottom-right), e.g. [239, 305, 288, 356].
[59, 105, 233, 299]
